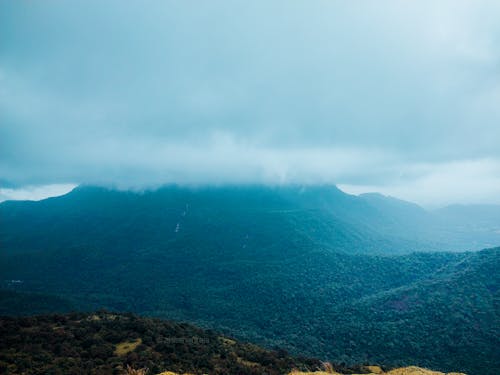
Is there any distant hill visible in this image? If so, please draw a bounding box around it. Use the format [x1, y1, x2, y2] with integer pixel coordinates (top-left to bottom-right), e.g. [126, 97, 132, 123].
[2, 185, 500, 255]
[0, 185, 499, 374]
[0, 311, 466, 375]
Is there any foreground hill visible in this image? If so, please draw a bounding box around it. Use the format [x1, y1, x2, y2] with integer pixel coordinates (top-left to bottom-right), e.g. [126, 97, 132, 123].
[1, 186, 499, 374]
[0, 312, 466, 375]
[0, 311, 318, 375]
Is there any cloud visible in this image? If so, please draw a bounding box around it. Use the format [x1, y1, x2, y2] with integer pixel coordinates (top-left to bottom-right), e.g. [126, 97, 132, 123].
[1, 0, 499, 205]
[0, 184, 76, 203]
[340, 158, 500, 207]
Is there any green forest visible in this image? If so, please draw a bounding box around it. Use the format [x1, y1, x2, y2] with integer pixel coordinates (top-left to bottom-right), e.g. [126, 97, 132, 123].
[1, 311, 369, 375]
[1, 186, 499, 375]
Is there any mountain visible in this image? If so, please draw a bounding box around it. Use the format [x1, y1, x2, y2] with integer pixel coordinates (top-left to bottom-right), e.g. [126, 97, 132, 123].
[0, 185, 499, 374]
[432, 204, 500, 250]
[435, 203, 500, 225]
[2, 185, 499, 257]
[0, 311, 467, 375]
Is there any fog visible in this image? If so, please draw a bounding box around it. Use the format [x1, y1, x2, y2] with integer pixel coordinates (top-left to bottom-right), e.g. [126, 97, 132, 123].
[1, 1, 500, 205]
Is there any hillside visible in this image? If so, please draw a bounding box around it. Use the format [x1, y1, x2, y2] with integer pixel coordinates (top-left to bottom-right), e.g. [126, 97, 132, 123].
[0, 311, 358, 375]
[2, 185, 500, 256]
[0, 311, 466, 375]
[308, 248, 499, 373]
[1, 186, 499, 374]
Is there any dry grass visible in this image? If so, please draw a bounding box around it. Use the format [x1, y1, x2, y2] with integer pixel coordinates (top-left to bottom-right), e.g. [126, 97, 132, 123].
[288, 370, 341, 375]
[321, 362, 336, 373]
[385, 367, 466, 375]
[124, 365, 147, 374]
[366, 366, 383, 374]
[288, 371, 339, 375]
[114, 338, 143, 356]
[288, 366, 466, 375]
[236, 356, 260, 368]
[289, 361, 341, 375]
[219, 336, 236, 345]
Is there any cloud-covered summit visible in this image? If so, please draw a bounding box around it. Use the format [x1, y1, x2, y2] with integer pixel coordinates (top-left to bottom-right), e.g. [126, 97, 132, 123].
[1, 1, 500, 205]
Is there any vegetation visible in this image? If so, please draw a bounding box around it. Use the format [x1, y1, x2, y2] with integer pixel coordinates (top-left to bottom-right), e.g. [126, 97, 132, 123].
[0, 311, 354, 375]
[1, 186, 498, 374]
[0, 312, 469, 375]
[115, 339, 143, 356]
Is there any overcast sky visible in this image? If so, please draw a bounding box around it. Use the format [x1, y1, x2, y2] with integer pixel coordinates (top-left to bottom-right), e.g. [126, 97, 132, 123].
[1, 1, 500, 206]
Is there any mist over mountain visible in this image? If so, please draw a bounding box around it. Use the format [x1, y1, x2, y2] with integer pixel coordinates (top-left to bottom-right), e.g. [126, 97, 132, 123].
[2, 1, 500, 205]
[2, 2, 500, 374]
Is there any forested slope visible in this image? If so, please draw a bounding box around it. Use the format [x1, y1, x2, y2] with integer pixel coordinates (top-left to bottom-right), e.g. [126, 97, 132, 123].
[1, 186, 499, 374]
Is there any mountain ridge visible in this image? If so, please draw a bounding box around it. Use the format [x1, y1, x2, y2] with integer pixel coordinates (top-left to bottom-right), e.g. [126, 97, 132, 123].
[1, 185, 499, 374]
[2, 184, 500, 254]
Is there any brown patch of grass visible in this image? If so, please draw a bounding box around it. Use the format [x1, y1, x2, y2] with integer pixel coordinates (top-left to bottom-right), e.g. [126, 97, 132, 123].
[124, 364, 147, 374]
[288, 366, 466, 375]
[236, 357, 260, 368]
[114, 338, 142, 356]
[219, 336, 236, 345]
[288, 371, 338, 375]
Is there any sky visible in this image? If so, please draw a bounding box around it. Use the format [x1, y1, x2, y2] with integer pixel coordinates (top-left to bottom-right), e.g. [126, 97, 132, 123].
[1, 1, 500, 207]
